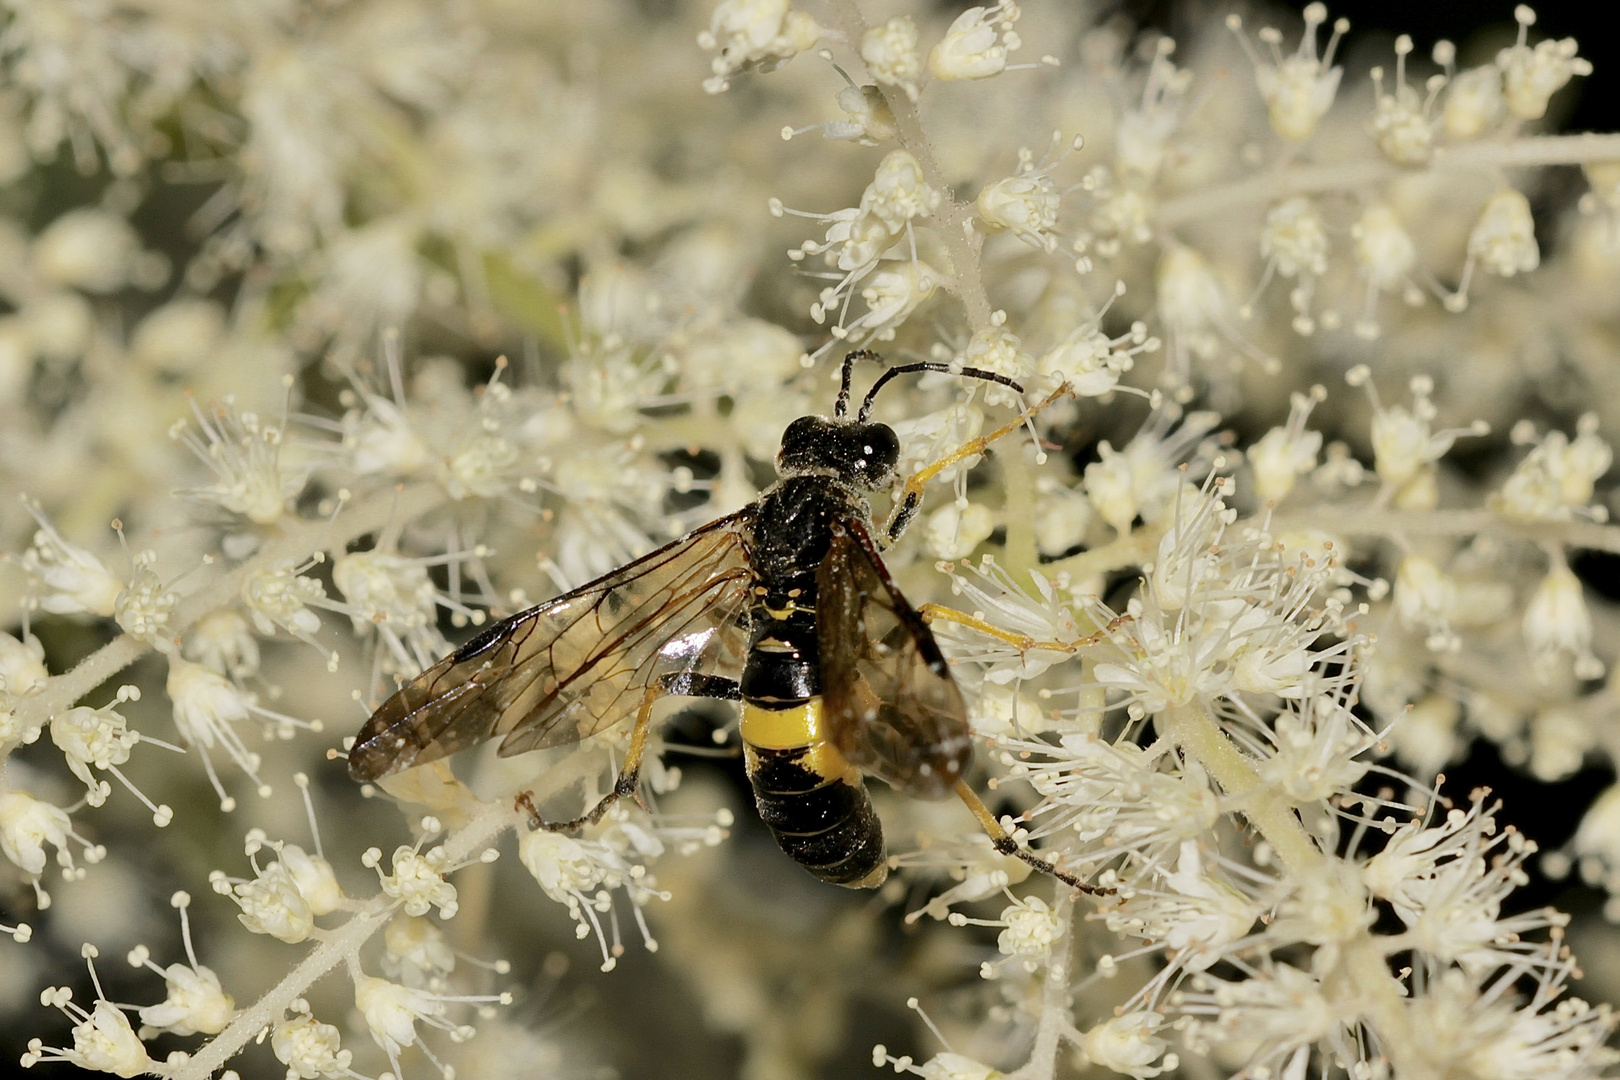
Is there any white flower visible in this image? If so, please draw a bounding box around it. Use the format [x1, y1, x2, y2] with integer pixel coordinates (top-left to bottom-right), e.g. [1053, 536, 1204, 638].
[332, 547, 451, 673]
[1369, 36, 1437, 165]
[861, 17, 923, 101]
[864, 149, 940, 232]
[1467, 189, 1539, 282]
[0, 631, 49, 745]
[272, 1008, 354, 1079]
[948, 893, 1062, 974]
[1227, 5, 1348, 142]
[924, 502, 995, 561]
[184, 607, 262, 678]
[1497, 5, 1591, 121]
[281, 843, 345, 916]
[1156, 245, 1263, 385]
[1248, 387, 1325, 501]
[169, 392, 307, 524]
[368, 843, 459, 919]
[975, 135, 1078, 253]
[927, 1, 1021, 82]
[356, 975, 445, 1056]
[1523, 563, 1602, 679]
[129, 896, 234, 1037]
[1259, 694, 1374, 804]
[114, 550, 178, 648]
[1349, 368, 1487, 504]
[1495, 415, 1612, 522]
[844, 259, 939, 345]
[1105, 841, 1263, 971]
[1077, 1011, 1174, 1079]
[167, 656, 277, 807]
[1, 789, 87, 883]
[49, 686, 172, 825]
[1115, 41, 1189, 181]
[1359, 794, 1562, 975]
[243, 563, 327, 641]
[22, 948, 154, 1077]
[1444, 64, 1506, 138]
[519, 828, 609, 904]
[134, 913, 233, 1038]
[1037, 289, 1157, 398]
[217, 857, 314, 944]
[383, 915, 458, 988]
[1350, 205, 1418, 338]
[354, 975, 505, 1078]
[0, 630, 48, 697]
[18, 501, 124, 617]
[1181, 964, 1336, 1075]
[697, 0, 822, 94]
[1256, 197, 1330, 333]
[872, 1048, 1001, 1080]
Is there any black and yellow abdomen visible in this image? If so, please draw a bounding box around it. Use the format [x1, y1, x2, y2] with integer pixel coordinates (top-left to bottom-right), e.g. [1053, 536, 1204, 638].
[740, 699, 887, 888]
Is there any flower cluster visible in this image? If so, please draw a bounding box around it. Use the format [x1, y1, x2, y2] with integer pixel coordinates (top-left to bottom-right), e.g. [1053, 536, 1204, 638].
[4, 1, 1620, 1079]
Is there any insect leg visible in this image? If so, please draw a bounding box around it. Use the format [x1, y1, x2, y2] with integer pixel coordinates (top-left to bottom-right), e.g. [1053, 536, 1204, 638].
[953, 779, 1110, 896]
[918, 603, 1103, 655]
[517, 674, 742, 833]
[884, 386, 1074, 544]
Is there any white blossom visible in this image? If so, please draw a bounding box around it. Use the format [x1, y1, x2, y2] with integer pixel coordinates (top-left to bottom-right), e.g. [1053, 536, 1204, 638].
[272, 1007, 355, 1080]
[21, 947, 154, 1077]
[1227, 5, 1348, 142]
[861, 16, 923, 101]
[927, 1, 1022, 82]
[1077, 1011, 1175, 1079]
[127, 893, 235, 1037]
[698, 0, 822, 94]
[17, 501, 124, 618]
[1497, 5, 1591, 120]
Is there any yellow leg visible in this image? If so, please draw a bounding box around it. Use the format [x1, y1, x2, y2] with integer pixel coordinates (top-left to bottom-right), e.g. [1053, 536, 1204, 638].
[954, 779, 1110, 896]
[918, 603, 1108, 655]
[518, 686, 660, 832]
[885, 386, 1073, 542]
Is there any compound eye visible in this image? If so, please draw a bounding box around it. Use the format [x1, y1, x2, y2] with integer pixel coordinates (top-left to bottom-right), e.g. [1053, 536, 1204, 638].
[853, 422, 899, 485]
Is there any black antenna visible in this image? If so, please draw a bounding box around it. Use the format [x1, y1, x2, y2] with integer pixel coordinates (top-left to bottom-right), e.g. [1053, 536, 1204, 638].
[857, 363, 1025, 422]
[834, 350, 885, 418]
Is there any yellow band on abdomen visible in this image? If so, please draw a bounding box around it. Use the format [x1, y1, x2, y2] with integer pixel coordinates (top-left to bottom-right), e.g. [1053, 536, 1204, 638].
[741, 699, 859, 785]
[740, 699, 824, 749]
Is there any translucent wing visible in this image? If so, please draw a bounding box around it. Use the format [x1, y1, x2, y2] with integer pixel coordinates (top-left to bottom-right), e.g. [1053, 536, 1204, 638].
[817, 518, 972, 799]
[348, 511, 756, 782]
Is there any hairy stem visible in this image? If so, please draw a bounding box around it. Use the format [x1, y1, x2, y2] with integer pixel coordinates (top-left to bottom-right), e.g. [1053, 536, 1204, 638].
[1156, 702, 1426, 1078]
[824, 0, 994, 334]
[1271, 506, 1620, 554]
[160, 798, 518, 1080]
[1009, 889, 1075, 1080]
[4, 482, 445, 761]
[1158, 133, 1620, 228]
[1000, 445, 1039, 582]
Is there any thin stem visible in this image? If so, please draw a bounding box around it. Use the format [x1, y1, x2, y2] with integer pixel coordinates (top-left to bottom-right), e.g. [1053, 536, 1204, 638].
[1007, 889, 1075, 1080]
[3, 482, 444, 759]
[1158, 133, 1620, 228]
[1155, 701, 1425, 1078]
[1000, 445, 1039, 582]
[1269, 506, 1620, 554]
[823, 0, 994, 334]
[162, 796, 524, 1080]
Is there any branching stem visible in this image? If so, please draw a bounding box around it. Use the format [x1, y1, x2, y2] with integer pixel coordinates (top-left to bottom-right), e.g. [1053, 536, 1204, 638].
[1157, 702, 1427, 1078]
[824, 0, 995, 335]
[1158, 133, 1620, 228]
[3, 482, 444, 763]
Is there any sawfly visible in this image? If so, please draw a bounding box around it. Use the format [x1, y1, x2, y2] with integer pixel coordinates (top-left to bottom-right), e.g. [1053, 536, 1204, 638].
[350, 351, 1096, 891]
